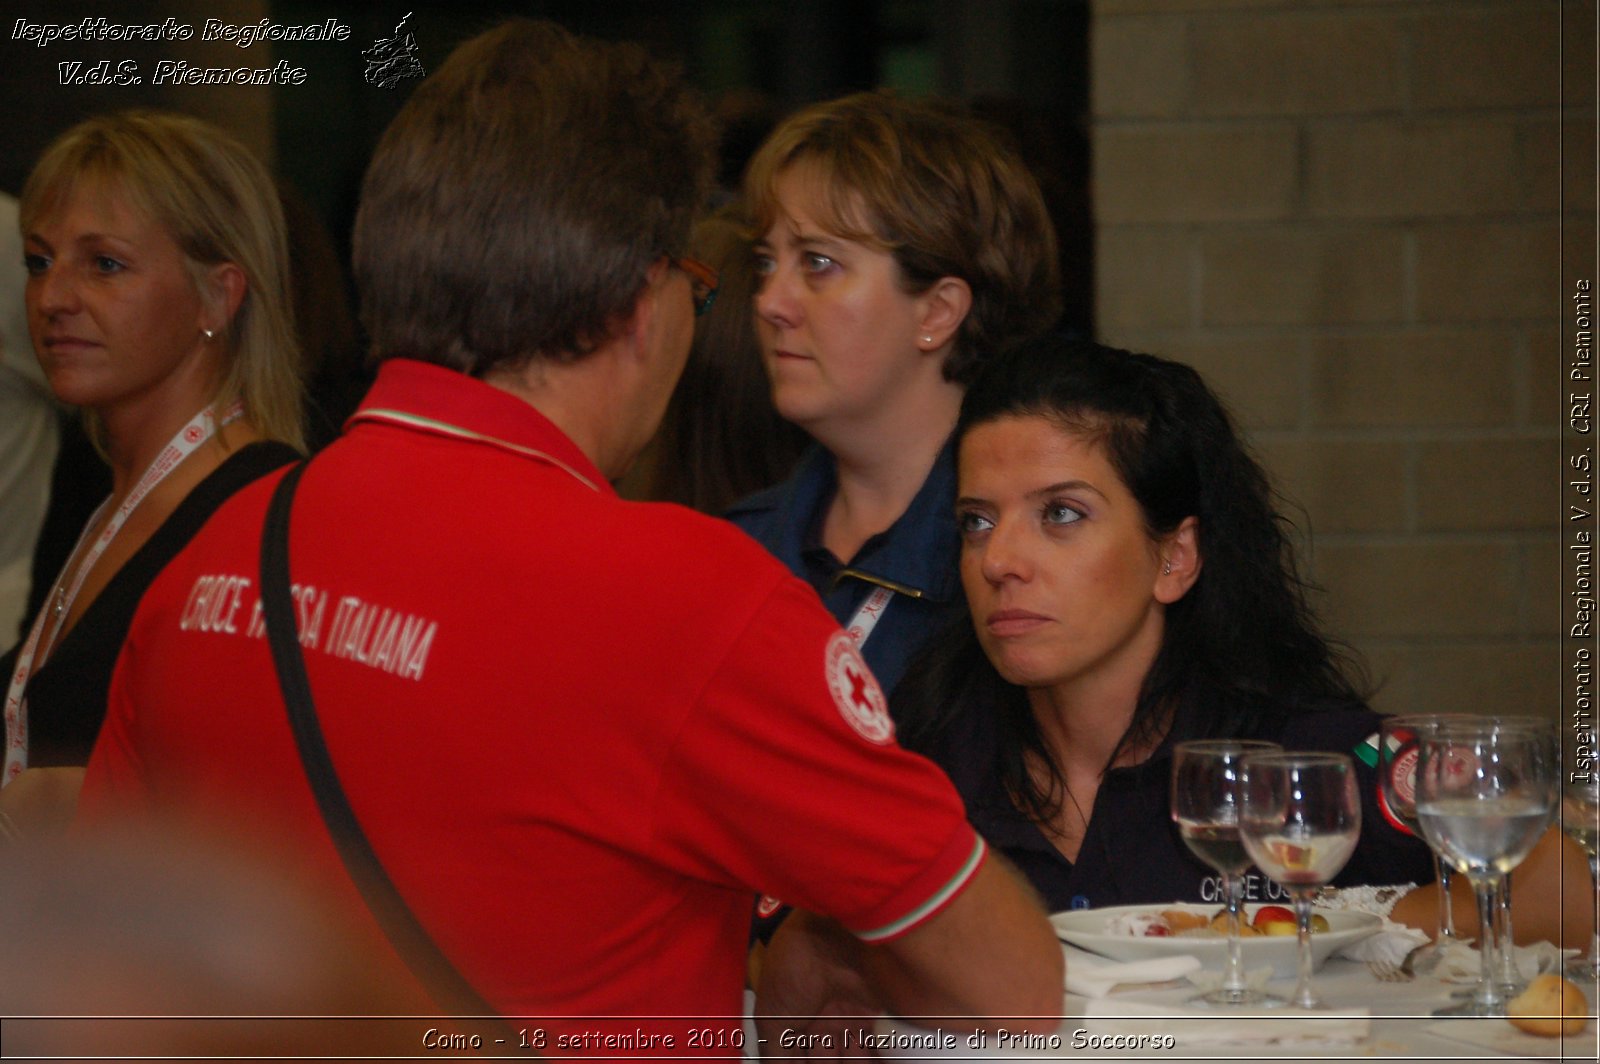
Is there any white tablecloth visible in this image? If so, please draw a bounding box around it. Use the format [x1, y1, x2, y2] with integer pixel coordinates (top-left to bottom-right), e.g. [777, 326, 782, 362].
[866, 946, 1599, 1062]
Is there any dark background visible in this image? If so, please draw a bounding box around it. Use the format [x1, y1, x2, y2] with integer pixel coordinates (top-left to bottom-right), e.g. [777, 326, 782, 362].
[0, 0, 1093, 335]
[2, 0, 1092, 632]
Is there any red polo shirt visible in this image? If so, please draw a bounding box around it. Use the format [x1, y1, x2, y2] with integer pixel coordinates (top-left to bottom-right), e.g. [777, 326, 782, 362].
[78, 360, 982, 1049]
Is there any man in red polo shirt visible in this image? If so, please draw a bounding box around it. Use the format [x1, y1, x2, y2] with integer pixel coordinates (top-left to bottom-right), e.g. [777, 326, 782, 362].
[74, 17, 1061, 1051]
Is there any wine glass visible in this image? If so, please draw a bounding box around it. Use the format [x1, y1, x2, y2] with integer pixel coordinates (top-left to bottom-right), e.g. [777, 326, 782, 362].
[1171, 739, 1282, 1006]
[1492, 872, 1530, 997]
[1414, 718, 1558, 1016]
[1489, 717, 1559, 997]
[1561, 773, 1600, 983]
[1377, 715, 1467, 973]
[1238, 752, 1361, 1009]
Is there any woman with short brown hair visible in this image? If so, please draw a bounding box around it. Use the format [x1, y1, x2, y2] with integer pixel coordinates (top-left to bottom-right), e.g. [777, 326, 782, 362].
[728, 90, 1060, 701]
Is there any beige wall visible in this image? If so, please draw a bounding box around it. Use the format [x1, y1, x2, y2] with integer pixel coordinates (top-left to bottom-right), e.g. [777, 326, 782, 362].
[1090, 0, 1592, 717]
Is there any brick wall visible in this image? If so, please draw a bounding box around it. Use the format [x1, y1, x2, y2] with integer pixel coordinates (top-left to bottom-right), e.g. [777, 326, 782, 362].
[1090, 0, 1592, 717]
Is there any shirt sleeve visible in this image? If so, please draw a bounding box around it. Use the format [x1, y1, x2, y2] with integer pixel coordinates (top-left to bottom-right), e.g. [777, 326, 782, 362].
[647, 576, 984, 941]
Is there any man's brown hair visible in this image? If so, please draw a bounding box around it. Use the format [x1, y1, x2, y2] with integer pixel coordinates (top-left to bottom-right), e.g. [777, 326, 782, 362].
[353, 19, 716, 374]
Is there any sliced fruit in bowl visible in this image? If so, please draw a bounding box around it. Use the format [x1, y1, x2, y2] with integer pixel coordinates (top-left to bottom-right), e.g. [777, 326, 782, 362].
[1252, 905, 1295, 935]
[1051, 903, 1382, 978]
[1251, 905, 1329, 935]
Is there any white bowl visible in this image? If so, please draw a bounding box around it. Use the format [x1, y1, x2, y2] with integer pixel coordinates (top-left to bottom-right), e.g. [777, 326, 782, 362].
[1050, 902, 1382, 978]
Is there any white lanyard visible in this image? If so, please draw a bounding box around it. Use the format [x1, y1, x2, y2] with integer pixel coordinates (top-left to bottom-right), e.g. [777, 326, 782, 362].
[843, 585, 895, 645]
[3, 401, 242, 785]
[348, 408, 602, 493]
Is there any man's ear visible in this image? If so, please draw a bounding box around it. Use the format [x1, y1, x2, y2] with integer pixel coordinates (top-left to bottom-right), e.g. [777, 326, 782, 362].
[622, 258, 673, 362]
[915, 276, 972, 353]
[1154, 516, 1201, 604]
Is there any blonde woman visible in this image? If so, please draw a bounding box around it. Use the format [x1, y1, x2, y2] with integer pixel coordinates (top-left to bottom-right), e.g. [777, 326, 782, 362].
[0, 111, 303, 833]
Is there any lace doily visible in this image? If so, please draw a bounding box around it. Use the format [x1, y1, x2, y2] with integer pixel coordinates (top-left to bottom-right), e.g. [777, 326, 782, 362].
[1313, 883, 1417, 921]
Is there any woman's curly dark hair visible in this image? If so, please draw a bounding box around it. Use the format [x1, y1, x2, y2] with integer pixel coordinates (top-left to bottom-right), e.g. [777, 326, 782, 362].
[894, 334, 1370, 824]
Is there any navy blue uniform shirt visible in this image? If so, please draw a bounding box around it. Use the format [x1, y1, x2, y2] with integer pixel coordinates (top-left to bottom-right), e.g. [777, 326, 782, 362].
[726, 440, 965, 697]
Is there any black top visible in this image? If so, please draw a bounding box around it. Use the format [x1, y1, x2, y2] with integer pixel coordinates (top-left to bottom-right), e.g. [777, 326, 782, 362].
[921, 701, 1435, 912]
[3, 441, 299, 767]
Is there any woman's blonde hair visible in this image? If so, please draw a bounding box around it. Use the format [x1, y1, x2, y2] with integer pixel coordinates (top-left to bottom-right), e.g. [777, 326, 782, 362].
[745, 91, 1060, 385]
[20, 110, 305, 451]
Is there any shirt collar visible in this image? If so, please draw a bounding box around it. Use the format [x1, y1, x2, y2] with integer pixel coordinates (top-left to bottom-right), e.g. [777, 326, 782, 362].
[965, 786, 1060, 856]
[774, 438, 961, 602]
[350, 359, 612, 495]
[851, 436, 962, 601]
[762, 445, 836, 559]
[932, 696, 1059, 856]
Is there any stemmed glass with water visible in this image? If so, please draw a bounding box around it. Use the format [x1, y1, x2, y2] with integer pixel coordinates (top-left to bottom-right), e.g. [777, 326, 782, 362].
[1238, 752, 1361, 1009]
[1414, 717, 1558, 1016]
[1171, 739, 1282, 1006]
[1377, 715, 1467, 973]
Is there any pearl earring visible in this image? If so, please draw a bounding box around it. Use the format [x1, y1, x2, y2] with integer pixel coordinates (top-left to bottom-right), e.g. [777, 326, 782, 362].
[921, 335, 934, 346]
[202, 328, 216, 341]
[1163, 561, 1173, 575]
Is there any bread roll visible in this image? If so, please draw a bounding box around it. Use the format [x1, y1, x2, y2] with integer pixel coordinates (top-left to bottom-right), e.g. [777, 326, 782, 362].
[1162, 909, 1210, 933]
[1506, 974, 1590, 1037]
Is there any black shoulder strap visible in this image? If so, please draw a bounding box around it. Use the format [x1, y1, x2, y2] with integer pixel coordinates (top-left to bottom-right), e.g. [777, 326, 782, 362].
[260, 461, 503, 1022]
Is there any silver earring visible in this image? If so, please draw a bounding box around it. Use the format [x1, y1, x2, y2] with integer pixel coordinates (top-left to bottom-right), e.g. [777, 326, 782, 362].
[202, 328, 216, 341]
[921, 335, 934, 347]
[1163, 561, 1172, 575]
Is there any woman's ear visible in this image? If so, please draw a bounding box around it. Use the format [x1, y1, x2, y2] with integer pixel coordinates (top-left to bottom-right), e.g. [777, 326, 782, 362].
[1154, 516, 1201, 604]
[202, 262, 248, 336]
[915, 276, 973, 353]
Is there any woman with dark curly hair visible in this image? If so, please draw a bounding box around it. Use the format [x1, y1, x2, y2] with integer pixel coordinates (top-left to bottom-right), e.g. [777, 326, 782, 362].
[0, 110, 303, 833]
[894, 335, 1590, 948]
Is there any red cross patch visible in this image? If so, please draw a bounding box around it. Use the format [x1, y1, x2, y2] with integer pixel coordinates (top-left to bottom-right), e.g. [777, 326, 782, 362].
[824, 631, 892, 744]
[1377, 736, 1419, 837]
